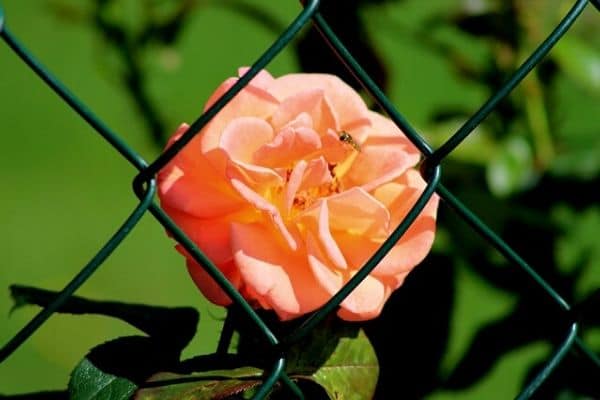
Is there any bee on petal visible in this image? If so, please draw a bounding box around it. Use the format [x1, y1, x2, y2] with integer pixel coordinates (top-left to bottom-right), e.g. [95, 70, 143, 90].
[339, 131, 361, 152]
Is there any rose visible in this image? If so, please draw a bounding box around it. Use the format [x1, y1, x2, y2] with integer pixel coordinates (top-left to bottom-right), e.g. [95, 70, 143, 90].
[158, 68, 439, 321]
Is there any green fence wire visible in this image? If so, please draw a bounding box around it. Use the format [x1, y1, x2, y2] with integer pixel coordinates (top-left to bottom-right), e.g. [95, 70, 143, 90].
[1, 1, 600, 398]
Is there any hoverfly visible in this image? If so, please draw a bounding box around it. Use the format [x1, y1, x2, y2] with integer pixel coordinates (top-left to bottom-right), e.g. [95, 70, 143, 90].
[339, 131, 361, 152]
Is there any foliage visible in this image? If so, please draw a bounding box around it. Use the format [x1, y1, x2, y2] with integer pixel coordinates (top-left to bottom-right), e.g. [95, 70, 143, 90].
[5, 286, 377, 399]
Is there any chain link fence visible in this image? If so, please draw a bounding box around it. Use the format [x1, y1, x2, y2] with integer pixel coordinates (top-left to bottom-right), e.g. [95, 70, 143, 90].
[1, 1, 599, 398]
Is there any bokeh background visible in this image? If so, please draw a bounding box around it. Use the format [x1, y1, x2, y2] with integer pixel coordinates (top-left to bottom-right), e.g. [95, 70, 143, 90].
[1, 1, 599, 398]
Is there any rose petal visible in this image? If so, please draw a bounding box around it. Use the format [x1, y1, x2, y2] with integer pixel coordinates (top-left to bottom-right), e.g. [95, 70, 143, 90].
[364, 110, 420, 149]
[201, 77, 279, 152]
[253, 126, 322, 168]
[370, 217, 436, 281]
[160, 123, 199, 180]
[338, 172, 438, 279]
[231, 223, 330, 320]
[306, 232, 344, 293]
[298, 157, 333, 191]
[164, 205, 235, 265]
[301, 200, 348, 270]
[237, 67, 276, 89]
[225, 157, 284, 194]
[327, 187, 390, 237]
[183, 253, 241, 306]
[307, 231, 388, 321]
[230, 178, 297, 251]
[332, 230, 423, 286]
[158, 125, 244, 218]
[270, 89, 338, 134]
[267, 73, 371, 131]
[285, 159, 308, 214]
[320, 128, 351, 164]
[343, 112, 421, 192]
[285, 157, 332, 214]
[373, 169, 439, 229]
[345, 146, 420, 193]
[299, 189, 390, 269]
[336, 274, 389, 321]
[280, 112, 313, 131]
[219, 117, 274, 164]
[317, 201, 348, 269]
[325, 231, 371, 271]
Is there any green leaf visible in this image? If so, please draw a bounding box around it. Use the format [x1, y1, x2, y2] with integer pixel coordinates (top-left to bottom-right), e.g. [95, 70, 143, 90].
[13, 285, 205, 399]
[552, 36, 600, 95]
[67, 335, 186, 400]
[553, 205, 600, 296]
[134, 367, 264, 400]
[287, 319, 379, 400]
[550, 138, 600, 179]
[486, 135, 537, 196]
[69, 358, 137, 400]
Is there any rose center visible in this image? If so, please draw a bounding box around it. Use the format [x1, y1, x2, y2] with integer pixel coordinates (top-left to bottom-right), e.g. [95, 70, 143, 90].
[280, 147, 359, 218]
[292, 175, 341, 212]
[289, 152, 357, 213]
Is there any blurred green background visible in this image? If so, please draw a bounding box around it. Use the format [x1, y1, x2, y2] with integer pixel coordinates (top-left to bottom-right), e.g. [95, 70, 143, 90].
[1, 0, 599, 398]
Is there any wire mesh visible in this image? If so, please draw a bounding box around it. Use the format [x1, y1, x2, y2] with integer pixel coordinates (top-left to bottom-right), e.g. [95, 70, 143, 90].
[1, 1, 599, 398]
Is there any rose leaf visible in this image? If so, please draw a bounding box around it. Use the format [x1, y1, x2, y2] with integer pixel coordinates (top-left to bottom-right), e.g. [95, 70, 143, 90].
[68, 334, 190, 400]
[287, 319, 379, 400]
[69, 357, 137, 400]
[133, 367, 264, 400]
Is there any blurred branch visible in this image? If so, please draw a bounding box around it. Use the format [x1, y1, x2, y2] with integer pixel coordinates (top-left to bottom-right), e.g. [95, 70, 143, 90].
[46, 0, 198, 148]
[91, 0, 197, 148]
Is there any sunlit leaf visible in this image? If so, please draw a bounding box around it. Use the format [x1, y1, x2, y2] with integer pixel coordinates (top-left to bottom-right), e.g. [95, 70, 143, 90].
[553, 36, 600, 95]
[486, 135, 537, 196]
[553, 206, 600, 295]
[287, 320, 379, 400]
[67, 335, 191, 400]
[69, 358, 137, 400]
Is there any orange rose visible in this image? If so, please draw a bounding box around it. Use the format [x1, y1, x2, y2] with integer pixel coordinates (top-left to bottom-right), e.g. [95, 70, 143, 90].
[158, 68, 438, 321]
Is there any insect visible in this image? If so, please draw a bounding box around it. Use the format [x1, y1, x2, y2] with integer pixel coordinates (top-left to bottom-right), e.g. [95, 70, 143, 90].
[339, 131, 361, 151]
